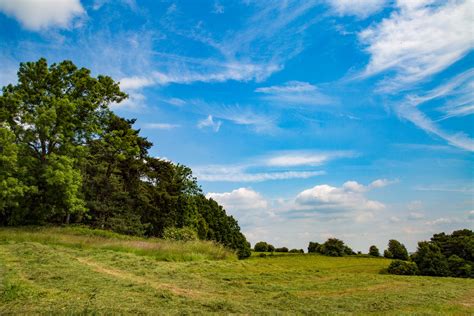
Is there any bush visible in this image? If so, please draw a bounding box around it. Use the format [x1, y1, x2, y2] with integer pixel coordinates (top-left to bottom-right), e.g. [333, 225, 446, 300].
[254, 241, 269, 252]
[289, 248, 304, 253]
[412, 241, 450, 276]
[308, 242, 321, 253]
[387, 240, 409, 260]
[275, 247, 288, 253]
[162, 227, 198, 241]
[387, 260, 418, 275]
[369, 245, 380, 257]
[448, 255, 472, 278]
[267, 244, 275, 252]
[319, 238, 346, 257]
[384, 249, 393, 258]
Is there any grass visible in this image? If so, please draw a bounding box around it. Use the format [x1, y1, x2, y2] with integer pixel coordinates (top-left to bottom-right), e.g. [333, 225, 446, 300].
[1, 227, 473, 314]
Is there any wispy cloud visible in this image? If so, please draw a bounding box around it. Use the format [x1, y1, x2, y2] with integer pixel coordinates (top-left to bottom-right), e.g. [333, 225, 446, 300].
[255, 81, 334, 107]
[0, 0, 85, 31]
[141, 123, 180, 130]
[326, 0, 387, 18]
[197, 115, 222, 132]
[397, 69, 474, 151]
[358, 0, 474, 91]
[264, 150, 356, 167]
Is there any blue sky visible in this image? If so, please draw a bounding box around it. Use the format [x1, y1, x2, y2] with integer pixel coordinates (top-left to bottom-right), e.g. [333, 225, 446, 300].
[1, 0, 473, 251]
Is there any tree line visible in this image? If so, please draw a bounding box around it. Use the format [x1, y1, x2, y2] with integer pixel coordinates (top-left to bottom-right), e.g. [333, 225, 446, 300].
[0, 59, 251, 258]
[254, 229, 473, 278]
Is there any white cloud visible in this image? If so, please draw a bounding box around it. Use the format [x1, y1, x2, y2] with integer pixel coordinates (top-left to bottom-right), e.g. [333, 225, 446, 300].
[197, 115, 222, 132]
[255, 81, 333, 107]
[326, 0, 387, 18]
[468, 210, 474, 220]
[110, 92, 146, 112]
[119, 76, 155, 90]
[265, 151, 354, 167]
[0, 0, 85, 31]
[207, 188, 268, 212]
[195, 164, 325, 182]
[141, 123, 180, 130]
[165, 98, 186, 107]
[397, 71, 474, 151]
[359, 0, 474, 90]
[295, 180, 387, 213]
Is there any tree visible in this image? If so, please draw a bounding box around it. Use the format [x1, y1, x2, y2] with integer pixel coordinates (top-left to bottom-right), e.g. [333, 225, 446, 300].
[319, 238, 346, 257]
[387, 239, 409, 260]
[0, 58, 126, 224]
[275, 247, 288, 253]
[369, 245, 380, 257]
[254, 241, 269, 252]
[384, 249, 393, 258]
[387, 260, 418, 275]
[308, 241, 321, 253]
[412, 241, 449, 276]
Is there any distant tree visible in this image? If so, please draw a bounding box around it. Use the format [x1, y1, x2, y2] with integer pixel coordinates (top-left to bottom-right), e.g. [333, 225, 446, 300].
[308, 241, 321, 253]
[384, 249, 393, 259]
[447, 255, 472, 278]
[254, 241, 269, 252]
[275, 247, 289, 253]
[289, 248, 304, 253]
[267, 244, 275, 252]
[319, 238, 346, 257]
[412, 241, 450, 276]
[343, 245, 355, 255]
[387, 240, 409, 260]
[369, 245, 380, 257]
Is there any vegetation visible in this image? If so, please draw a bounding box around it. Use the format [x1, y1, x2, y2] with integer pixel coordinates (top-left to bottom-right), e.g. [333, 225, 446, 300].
[386, 240, 409, 260]
[253, 241, 275, 252]
[369, 245, 380, 257]
[0, 59, 250, 258]
[387, 260, 419, 275]
[308, 238, 354, 257]
[1, 227, 473, 314]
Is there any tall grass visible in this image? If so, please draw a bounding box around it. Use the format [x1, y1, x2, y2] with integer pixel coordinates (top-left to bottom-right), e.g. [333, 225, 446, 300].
[0, 226, 236, 261]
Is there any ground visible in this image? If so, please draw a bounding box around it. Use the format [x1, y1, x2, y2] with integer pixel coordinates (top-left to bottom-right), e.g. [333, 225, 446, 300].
[0, 227, 473, 314]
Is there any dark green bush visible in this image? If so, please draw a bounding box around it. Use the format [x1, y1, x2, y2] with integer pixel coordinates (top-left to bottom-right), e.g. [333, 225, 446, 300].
[307, 242, 321, 253]
[275, 247, 288, 253]
[163, 227, 198, 241]
[387, 240, 409, 260]
[369, 245, 380, 257]
[289, 248, 304, 253]
[254, 241, 269, 252]
[387, 260, 418, 275]
[319, 238, 346, 257]
[384, 249, 393, 258]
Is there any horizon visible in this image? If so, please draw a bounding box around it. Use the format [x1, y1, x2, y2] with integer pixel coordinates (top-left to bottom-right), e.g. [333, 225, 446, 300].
[1, 0, 473, 252]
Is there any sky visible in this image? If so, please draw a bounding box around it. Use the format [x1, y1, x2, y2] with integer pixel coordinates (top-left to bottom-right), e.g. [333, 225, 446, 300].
[1, 0, 473, 252]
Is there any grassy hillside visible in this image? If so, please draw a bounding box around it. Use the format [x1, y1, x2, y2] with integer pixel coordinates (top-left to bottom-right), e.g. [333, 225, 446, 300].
[1, 227, 473, 314]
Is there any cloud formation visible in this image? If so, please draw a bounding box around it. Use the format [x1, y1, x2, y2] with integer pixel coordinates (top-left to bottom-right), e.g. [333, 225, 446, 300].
[197, 115, 222, 132]
[255, 81, 333, 107]
[0, 0, 84, 30]
[359, 0, 474, 90]
[326, 0, 387, 18]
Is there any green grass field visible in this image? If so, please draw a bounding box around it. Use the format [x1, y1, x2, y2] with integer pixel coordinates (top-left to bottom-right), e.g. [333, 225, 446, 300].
[1, 227, 473, 314]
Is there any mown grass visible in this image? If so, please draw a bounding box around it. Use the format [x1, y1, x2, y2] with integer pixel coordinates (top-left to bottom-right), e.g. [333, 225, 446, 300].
[1, 227, 473, 315]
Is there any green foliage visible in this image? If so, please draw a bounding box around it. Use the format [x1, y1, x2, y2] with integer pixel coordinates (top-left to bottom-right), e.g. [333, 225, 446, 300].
[275, 247, 289, 252]
[412, 241, 450, 276]
[384, 249, 393, 258]
[319, 238, 348, 257]
[289, 249, 304, 254]
[307, 241, 320, 253]
[254, 241, 270, 252]
[369, 245, 380, 257]
[387, 260, 419, 275]
[0, 58, 251, 259]
[387, 239, 409, 260]
[163, 227, 198, 241]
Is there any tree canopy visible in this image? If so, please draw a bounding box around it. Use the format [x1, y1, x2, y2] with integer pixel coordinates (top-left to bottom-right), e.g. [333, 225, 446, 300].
[0, 58, 250, 259]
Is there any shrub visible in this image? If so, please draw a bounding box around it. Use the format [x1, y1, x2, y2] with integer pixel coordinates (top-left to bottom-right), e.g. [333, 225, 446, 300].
[289, 249, 304, 253]
[369, 245, 380, 257]
[387, 239, 409, 260]
[384, 249, 393, 258]
[387, 260, 418, 275]
[163, 227, 198, 241]
[307, 242, 321, 253]
[344, 245, 355, 255]
[319, 238, 346, 257]
[448, 255, 472, 278]
[412, 241, 450, 276]
[267, 244, 275, 252]
[254, 241, 269, 252]
[275, 247, 288, 253]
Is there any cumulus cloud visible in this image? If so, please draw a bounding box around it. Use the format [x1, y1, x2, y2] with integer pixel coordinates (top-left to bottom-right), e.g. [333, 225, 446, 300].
[197, 115, 222, 132]
[326, 0, 387, 18]
[294, 180, 387, 213]
[359, 0, 474, 90]
[0, 0, 85, 31]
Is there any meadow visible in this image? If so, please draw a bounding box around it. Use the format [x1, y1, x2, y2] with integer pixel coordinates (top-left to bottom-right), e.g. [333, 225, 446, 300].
[1, 227, 473, 315]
